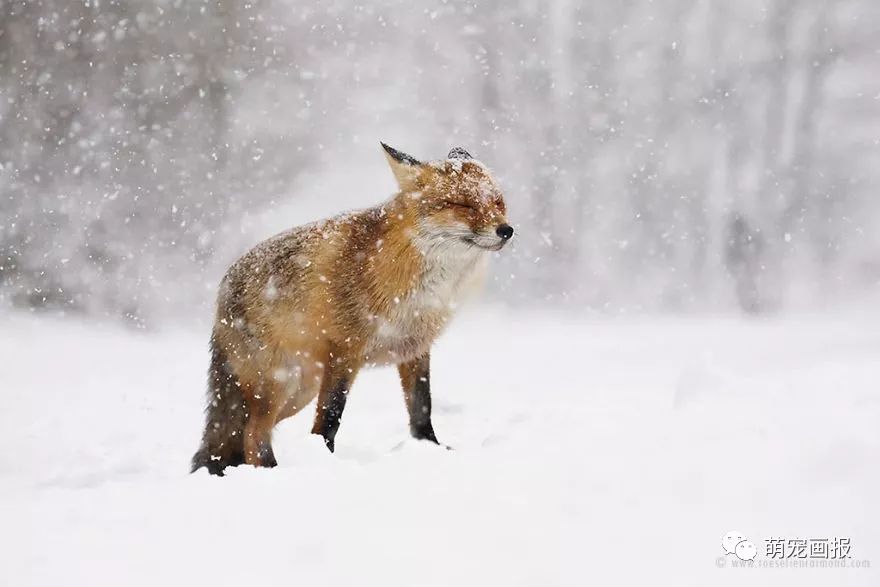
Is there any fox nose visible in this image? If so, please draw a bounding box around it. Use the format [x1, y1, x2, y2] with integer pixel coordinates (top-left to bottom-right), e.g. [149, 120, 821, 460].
[496, 224, 514, 241]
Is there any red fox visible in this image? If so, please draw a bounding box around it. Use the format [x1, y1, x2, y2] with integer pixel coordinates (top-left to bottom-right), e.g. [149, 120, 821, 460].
[191, 143, 513, 475]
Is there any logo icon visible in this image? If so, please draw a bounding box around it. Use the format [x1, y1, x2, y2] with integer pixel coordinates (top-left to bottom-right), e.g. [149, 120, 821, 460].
[722, 530, 757, 561]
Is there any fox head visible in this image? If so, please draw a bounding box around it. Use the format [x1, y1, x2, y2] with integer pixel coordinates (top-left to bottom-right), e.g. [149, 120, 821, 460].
[381, 142, 514, 252]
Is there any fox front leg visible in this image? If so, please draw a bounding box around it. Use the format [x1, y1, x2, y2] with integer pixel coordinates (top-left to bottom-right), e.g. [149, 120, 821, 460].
[311, 352, 360, 453]
[398, 353, 439, 444]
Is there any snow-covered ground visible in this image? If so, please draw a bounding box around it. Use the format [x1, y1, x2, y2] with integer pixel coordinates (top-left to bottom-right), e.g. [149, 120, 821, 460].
[2, 308, 878, 585]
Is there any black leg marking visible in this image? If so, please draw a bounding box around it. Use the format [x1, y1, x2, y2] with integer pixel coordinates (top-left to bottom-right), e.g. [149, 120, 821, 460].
[409, 373, 438, 443]
[399, 354, 439, 445]
[316, 377, 349, 453]
[256, 441, 277, 468]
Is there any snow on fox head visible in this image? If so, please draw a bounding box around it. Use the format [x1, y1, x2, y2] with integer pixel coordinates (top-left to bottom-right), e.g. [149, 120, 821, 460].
[381, 142, 514, 252]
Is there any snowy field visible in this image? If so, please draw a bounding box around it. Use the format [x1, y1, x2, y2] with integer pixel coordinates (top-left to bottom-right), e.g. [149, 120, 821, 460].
[2, 307, 878, 586]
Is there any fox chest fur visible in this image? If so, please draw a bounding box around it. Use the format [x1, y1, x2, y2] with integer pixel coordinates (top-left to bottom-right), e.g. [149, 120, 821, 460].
[361, 230, 488, 365]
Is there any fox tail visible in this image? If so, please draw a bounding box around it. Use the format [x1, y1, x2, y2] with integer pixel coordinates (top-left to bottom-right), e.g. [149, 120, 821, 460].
[191, 336, 247, 476]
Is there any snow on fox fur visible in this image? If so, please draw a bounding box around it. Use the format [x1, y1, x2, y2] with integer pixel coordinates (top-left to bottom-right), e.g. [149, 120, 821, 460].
[192, 143, 514, 475]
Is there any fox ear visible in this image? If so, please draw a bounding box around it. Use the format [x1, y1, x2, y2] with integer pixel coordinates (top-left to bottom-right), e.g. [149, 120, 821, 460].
[381, 142, 422, 191]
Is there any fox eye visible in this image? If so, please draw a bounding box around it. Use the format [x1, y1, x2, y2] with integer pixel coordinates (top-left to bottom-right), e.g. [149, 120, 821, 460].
[444, 200, 476, 211]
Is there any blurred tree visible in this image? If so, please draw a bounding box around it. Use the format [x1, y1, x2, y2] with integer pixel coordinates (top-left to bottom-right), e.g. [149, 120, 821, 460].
[1, 0, 877, 320]
[0, 0, 304, 321]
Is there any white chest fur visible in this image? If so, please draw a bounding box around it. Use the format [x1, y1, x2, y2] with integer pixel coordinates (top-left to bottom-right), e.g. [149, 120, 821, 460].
[365, 234, 487, 364]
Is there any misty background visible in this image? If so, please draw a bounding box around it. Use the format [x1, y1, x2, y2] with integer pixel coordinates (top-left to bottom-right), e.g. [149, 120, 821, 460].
[1, 0, 878, 326]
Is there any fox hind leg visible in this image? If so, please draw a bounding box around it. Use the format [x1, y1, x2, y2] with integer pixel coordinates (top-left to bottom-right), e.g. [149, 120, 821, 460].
[275, 360, 322, 425]
[241, 380, 284, 468]
[243, 413, 278, 467]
